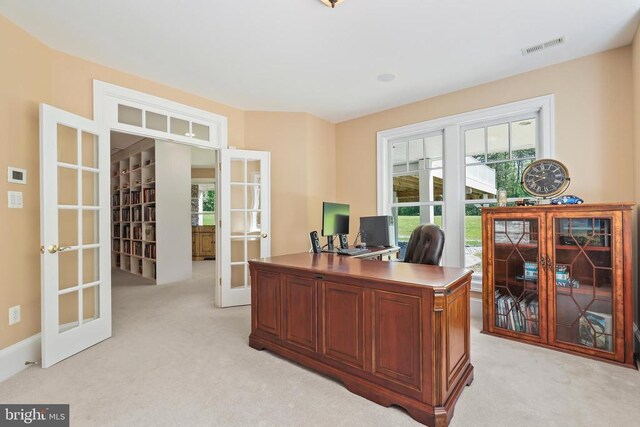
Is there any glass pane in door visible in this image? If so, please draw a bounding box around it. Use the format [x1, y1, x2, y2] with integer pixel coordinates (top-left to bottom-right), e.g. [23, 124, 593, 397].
[57, 124, 102, 333]
[554, 217, 613, 352]
[493, 218, 540, 335]
[82, 131, 99, 168]
[83, 285, 100, 324]
[229, 158, 263, 289]
[59, 291, 79, 333]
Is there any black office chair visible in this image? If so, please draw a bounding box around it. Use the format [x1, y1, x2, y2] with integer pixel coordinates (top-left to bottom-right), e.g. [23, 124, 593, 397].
[403, 224, 445, 265]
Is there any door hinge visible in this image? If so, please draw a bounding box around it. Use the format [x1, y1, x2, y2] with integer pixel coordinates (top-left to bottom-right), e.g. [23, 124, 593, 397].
[219, 220, 222, 228]
[219, 277, 222, 287]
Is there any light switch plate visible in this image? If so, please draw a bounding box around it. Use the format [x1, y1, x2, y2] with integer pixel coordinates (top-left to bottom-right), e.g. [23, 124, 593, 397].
[8, 167, 27, 184]
[8, 191, 23, 208]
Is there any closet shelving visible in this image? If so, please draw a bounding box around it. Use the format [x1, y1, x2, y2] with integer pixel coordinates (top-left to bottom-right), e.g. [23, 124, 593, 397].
[111, 146, 157, 280]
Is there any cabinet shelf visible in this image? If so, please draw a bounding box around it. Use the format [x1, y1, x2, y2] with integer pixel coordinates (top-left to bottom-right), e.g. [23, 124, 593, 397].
[555, 244, 611, 252]
[494, 242, 610, 251]
[555, 285, 612, 299]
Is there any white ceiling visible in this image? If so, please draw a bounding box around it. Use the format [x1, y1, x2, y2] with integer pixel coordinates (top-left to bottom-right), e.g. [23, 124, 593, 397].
[110, 131, 145, 154]
[191, 146, 216, 168]
[1, 0, 638, 122]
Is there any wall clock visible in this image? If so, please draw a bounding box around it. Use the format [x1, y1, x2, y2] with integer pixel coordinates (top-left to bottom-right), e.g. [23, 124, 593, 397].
[521, 159, 570, 198]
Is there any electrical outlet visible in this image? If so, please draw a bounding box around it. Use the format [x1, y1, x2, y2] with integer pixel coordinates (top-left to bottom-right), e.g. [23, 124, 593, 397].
[8, 305, 21, 325]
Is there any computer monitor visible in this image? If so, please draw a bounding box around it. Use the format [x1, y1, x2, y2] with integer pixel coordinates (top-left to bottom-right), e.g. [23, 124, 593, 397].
[322, 202, 349, 251]
[359, 215, 395, 247]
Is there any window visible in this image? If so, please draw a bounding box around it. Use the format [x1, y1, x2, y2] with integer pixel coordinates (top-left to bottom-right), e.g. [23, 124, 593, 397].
[463, 115, 538, 278]
[191, 182, 215, 226]
[390, 132, 444, 259]
[377, 96, 554, 290]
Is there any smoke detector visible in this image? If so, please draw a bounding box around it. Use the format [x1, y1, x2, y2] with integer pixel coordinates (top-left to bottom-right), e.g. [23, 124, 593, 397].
[521, 37, 565, 56]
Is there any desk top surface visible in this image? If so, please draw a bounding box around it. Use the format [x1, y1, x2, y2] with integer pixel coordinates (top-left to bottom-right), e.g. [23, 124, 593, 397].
[250, 252, 471, 289]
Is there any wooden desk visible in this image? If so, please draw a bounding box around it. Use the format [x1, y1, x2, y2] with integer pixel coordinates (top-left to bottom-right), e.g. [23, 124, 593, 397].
[249, 253, 473, 426]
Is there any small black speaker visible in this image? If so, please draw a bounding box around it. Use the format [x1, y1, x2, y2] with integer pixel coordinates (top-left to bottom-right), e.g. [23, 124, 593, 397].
[339, 234, 349, 250]
[310, 231, 321, 253]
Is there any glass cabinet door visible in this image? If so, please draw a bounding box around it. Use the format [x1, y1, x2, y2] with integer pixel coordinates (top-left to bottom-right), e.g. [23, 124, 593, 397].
[552, 216, 617, 355]
[492, 217, 543, 338]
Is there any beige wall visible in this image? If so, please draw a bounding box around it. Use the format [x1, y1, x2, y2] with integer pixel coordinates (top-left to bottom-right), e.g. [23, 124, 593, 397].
[245, 112, 336, 256]
[0, 15, 249, 350]
[632, 27, 640, 326]
[191, 168, 216, 179]
[0, 15, 52, 350]
[306, 114, 337, 237]
[336, 47, 635, 238]
[49, 54, 246, 151]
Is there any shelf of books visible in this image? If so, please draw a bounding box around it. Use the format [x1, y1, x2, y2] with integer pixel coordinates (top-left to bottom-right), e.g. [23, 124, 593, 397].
[491, 217, 542, 340]
[111, 145, 157, 281]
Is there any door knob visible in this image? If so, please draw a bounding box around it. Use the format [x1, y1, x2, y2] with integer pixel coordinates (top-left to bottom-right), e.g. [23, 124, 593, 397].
[261, 233, 268, 238]
[46, 245, 71, 254]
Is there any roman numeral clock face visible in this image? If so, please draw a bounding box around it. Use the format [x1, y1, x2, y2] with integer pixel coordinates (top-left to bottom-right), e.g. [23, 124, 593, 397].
[521, 159, 570, 198]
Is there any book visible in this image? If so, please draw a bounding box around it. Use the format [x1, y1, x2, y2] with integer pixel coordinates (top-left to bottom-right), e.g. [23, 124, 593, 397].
[578, 310, 612, 351]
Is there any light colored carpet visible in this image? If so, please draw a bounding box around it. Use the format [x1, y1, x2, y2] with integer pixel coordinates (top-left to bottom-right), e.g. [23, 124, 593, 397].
[1, 261, 640, 426]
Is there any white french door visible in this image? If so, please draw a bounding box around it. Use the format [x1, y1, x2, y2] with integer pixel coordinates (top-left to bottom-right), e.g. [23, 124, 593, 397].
[40, 104, 111, 368]
[218, 149, 271, 307]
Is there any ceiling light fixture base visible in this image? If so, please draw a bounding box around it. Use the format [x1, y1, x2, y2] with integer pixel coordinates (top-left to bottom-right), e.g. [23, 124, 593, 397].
[320, 0, 344, 8]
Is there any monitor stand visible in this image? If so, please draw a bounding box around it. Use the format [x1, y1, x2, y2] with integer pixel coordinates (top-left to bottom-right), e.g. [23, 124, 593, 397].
[326, 236, 335, 251]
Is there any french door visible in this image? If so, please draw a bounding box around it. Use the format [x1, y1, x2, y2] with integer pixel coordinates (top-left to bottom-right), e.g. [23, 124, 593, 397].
[218, 149, 271, 307]
[40, 104, 111, 368]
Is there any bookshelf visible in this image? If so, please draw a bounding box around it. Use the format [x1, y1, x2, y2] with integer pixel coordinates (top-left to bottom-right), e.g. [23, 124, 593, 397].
[481, 203, 635, 368]
[111, 138, 192, 284]
[111, 145, 157, 280]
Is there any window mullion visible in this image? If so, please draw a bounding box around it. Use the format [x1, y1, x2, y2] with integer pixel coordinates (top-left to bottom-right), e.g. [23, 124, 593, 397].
[443, 124, 463, 268]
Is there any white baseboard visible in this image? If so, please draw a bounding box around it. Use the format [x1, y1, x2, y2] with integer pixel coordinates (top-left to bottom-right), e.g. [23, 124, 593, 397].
[470, 296, 482, 320]
[0, 334, 41, 383]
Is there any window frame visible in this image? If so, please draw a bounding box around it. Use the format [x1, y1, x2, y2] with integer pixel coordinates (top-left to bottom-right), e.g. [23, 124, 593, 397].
[192, 178, 216, 226]
[461, 111, 541, 288]
[377, 95, 555, 291]
[390, 130, 446, 254]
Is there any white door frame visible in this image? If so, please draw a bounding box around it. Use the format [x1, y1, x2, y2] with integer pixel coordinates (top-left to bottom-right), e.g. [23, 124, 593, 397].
[93, 80, 229, 304]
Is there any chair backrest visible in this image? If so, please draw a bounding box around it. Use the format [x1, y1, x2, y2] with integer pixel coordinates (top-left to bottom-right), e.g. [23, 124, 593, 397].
[403, 224, 445, 265]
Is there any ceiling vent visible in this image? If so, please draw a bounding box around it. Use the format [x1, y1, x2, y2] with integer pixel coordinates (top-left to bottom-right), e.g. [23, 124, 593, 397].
[521, 37, 565, 56]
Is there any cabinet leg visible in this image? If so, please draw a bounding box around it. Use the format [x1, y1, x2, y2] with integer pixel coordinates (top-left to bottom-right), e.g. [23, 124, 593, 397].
[248, 335, 266, 351]
[465, 370, 474, 387]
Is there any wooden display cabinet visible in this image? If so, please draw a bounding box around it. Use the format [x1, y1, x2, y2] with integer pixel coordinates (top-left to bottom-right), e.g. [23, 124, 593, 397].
[481, 203, 635, 368]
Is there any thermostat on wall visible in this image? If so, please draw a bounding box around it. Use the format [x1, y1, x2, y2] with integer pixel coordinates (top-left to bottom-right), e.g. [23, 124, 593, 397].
[8, 167, 27, 184]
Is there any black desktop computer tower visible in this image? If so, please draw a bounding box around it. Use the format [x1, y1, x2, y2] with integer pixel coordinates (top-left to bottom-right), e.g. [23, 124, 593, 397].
[359, 215, 395, 247]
